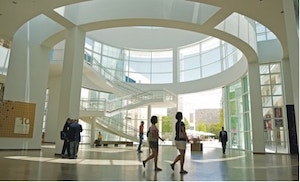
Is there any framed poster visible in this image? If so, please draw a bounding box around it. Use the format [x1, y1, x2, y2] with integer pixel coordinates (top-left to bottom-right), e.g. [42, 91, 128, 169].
[274, 107, 282, 118]
[0, 100, 36, 138]
[275, 119, 283, 127]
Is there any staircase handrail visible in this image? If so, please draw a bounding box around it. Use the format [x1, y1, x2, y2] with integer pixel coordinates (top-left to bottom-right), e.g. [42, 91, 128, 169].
[80, 98, 106, 111]
[96, 116, 139, 139]
[105, 89, 177, 112]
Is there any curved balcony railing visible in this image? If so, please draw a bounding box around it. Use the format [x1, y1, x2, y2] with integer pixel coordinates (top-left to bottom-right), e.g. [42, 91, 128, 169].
[80, 98, 106, 111]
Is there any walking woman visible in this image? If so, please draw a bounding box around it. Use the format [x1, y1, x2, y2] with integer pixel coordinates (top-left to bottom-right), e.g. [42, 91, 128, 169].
[170, 112, 189, 174]
[142, 115, 165, 171]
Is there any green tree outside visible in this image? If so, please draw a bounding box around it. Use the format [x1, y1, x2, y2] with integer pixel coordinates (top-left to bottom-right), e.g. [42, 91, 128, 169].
[161, 116, 172, 133]
[195, 121, 207, 132]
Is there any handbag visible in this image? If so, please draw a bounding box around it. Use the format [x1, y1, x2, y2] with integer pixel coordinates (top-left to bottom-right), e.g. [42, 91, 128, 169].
[60, 131, 67, 140]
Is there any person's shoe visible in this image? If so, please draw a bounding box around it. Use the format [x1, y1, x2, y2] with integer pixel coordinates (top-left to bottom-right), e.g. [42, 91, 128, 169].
[142, 161, 146, 168]
[155, 168, 162, 171]
[180, 170, 188, 174]
[170, 164, 174, 171]
[138, 150, 143, 153]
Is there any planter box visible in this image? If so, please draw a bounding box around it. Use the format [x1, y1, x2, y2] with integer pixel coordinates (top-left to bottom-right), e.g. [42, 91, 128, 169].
[191, 142, 203, 151]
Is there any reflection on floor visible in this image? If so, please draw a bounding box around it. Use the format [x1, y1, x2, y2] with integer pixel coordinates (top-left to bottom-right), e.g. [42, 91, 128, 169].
[0, 142, 298, 181]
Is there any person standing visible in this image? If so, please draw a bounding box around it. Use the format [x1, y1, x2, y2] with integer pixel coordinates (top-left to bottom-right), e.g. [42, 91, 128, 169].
[219, 126, 228, 154]
[61, 118, 71, 158]
[68, 119, 83, 159]
[97, 131, 102, 146]
[142, 116, 165, 171]
[137, 121, 144, 153]
[170, 112, 189, 174]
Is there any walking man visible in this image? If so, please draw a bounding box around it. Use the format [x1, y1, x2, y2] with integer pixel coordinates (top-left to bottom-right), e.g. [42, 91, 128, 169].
[137, 121, 144, 153]
[219, 126, 228, 154]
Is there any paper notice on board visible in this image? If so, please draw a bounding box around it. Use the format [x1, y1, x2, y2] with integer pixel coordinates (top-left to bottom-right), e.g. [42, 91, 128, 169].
[14, 117, 30, 134]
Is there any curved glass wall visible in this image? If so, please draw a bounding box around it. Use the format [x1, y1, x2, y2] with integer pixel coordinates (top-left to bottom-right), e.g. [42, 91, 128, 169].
[225, 75, 252, 151]
[179, 37, 242, 82]
[84, 36, 243, 84]
[84, 38, 173, 84]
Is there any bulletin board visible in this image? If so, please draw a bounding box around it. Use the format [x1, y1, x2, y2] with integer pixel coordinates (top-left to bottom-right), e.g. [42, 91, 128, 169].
[0, 100, 36, 138]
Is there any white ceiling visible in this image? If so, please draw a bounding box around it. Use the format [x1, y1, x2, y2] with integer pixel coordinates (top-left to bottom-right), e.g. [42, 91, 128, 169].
[0, 0, 292, 57]
[87, 27, 208, 50]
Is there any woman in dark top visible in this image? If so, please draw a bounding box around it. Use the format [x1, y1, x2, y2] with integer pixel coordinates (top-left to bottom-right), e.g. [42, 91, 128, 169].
[170, 112, 189, 174]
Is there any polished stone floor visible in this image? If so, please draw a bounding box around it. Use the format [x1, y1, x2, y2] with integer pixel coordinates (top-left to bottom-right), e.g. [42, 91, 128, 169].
[0, 141, 298, 181]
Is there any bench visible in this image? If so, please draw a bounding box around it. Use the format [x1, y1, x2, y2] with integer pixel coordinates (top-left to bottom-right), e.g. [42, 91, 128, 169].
[100, 141, 134, 147]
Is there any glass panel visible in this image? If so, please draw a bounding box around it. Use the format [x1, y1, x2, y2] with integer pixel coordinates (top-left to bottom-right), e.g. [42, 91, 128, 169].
[243, 94, 249, 111]
[93, 41, 102, 53]
[201, 47, 221, 65]
[270, 63, 281, 73]
[85, 37, 93, 50]
[259, 65, 269, 74]
[271, 74, 281, 84]
[202, 61, 221, 78]
[151, 73, 172, 84]
[263, 107, 273, 117]
[242, 76, 248, 92]
[102, 56, 118, 69]
[229, 101, 237, 115]
[180, 69, 200, 82]
[152, 61, 172, 73]
[272, 85, 282, 95]
[201, 37, 220, 52]
[181, 56, 200, 70]
[92, 53, 101, 65]
[257, 34, 266, 41]
[179, 44, 200, 59]
[261, 85, 271, 96]
[226, 53, 235, 68]
[273, 96, 283, 106]
[225, 43, 236, 55]
[262, 96, 272, 107]
[256, 23, 266, 33]
[152, 50, 172, 60]
[102, 44, 123, 58]
[128, 72, 150, 84]
[267, 31, 277, 40]
[260, 75, 270, 85]
[129, 61, 151, 73]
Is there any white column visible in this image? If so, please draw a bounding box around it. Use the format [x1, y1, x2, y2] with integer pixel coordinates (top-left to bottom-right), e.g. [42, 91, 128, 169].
[173, 47, 178, 83]
[147, 105, 152, 129]
[54, 27, 85, 154]
[283, 0, 299, 137]
[2, 24, 50, 149]
[44, 77, 61, 143]
[282, 59, 294, 105]
[248, 62, 265, 153]
[91, 117, 96, 146]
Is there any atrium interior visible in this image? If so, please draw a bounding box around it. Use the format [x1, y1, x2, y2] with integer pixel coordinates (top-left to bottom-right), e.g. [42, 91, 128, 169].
[0, 0, 298, 181]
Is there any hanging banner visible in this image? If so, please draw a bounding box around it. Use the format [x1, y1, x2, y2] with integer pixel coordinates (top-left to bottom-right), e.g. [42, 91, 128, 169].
[0, 100, 36, 138]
